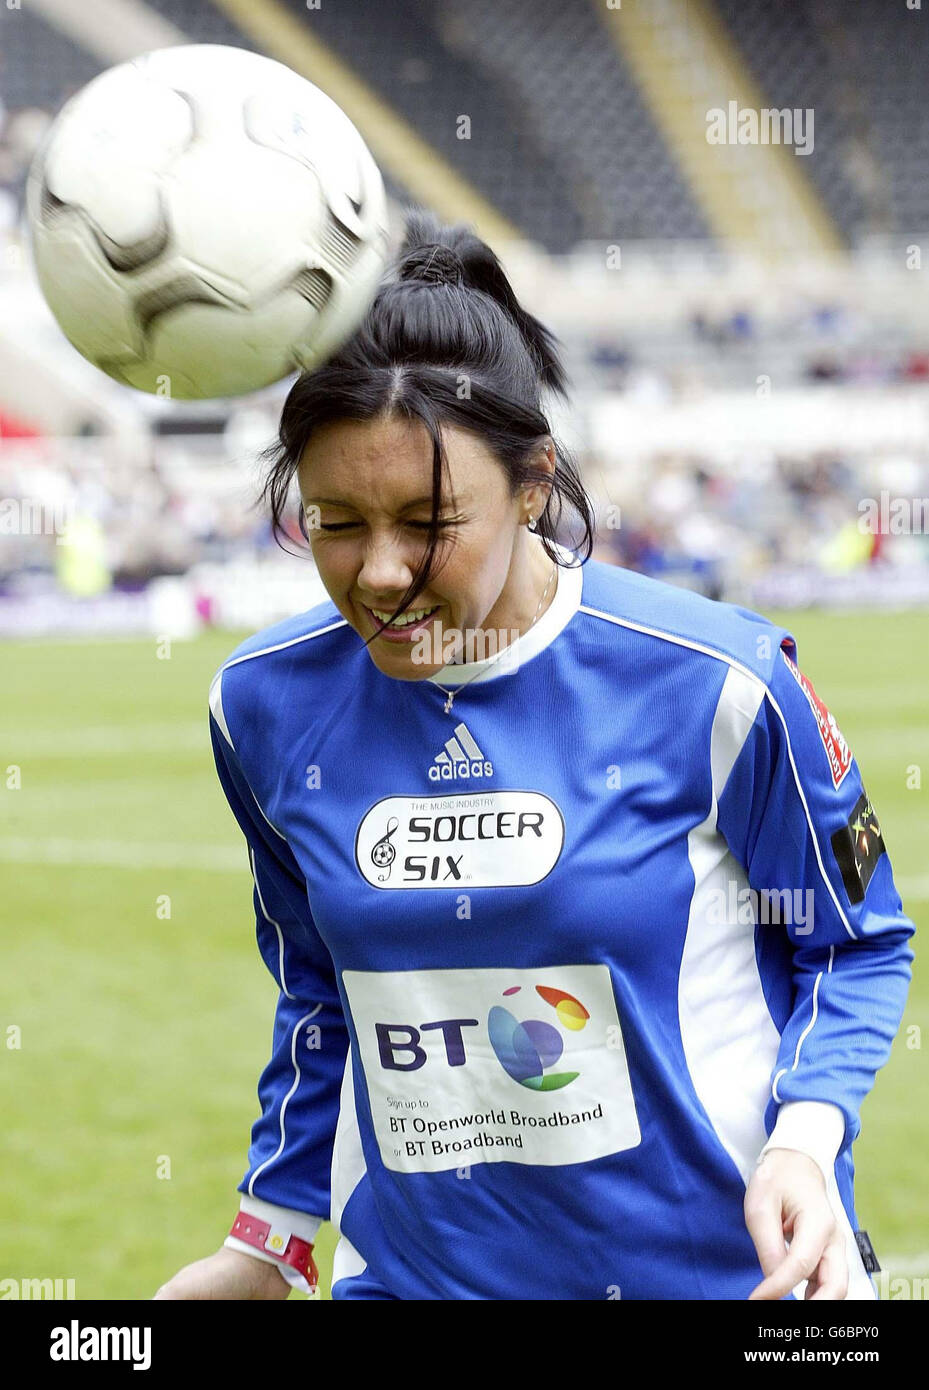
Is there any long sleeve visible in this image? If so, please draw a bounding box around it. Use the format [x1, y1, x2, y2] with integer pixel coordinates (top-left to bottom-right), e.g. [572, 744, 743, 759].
[207, 685, 349, 1286]
[715, 640, 915, 1160]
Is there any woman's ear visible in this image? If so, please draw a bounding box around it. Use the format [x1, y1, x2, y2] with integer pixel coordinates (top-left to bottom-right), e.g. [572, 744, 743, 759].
[523, 439, 556, 523]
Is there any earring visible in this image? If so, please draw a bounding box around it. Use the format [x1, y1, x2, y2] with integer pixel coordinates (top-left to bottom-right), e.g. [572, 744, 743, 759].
[527, 515, 537, 531]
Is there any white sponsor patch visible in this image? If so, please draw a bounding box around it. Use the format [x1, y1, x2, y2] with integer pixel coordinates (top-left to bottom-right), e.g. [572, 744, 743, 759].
[355, 791, 565, 889]
[343, 964, 640, 1173]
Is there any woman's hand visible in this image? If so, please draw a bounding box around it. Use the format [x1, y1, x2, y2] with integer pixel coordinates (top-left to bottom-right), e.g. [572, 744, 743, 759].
[153, 1247, 293, 1300]
[744, 1148, 848, 1301]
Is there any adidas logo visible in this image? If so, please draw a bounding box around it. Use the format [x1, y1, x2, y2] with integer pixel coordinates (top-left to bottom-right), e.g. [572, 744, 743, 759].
[429, 721, 494, 783]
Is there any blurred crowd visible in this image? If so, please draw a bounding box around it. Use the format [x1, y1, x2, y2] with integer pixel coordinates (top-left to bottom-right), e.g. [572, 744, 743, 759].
[2, 426, 927, 618]
[2, 80, 928, 623]
[588, 447, 929, 602]
[0, 437, 280, 598]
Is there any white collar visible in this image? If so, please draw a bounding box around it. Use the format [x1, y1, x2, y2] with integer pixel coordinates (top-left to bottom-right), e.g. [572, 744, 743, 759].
[427, 540, 583, 689]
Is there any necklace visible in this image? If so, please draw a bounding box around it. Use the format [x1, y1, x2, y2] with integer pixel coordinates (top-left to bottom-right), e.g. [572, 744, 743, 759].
[431, 557, 557, 715]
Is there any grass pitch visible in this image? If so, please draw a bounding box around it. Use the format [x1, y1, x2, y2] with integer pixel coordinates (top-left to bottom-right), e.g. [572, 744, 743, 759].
[0, 607, 926, 1299]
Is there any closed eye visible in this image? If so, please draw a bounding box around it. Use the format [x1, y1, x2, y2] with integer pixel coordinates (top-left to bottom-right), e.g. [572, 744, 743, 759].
[318, 520, 457, 532]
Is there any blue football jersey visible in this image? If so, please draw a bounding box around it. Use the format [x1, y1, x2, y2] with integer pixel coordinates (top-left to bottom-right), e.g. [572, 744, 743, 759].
[209, 542, 914, 1300]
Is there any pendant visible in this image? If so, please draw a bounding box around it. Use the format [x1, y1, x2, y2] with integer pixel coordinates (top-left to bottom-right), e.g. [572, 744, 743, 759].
[444, 692, 454, 714]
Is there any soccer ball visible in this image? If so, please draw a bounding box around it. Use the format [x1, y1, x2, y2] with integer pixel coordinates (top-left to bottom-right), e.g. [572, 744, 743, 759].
[26, 44, 390, 399]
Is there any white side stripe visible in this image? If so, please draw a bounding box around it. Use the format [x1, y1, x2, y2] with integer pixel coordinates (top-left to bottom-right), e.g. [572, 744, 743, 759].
[208, 671, 234, 749]
[679, 665, 778, 1188]
[211, 648, 323, 844]
[678, 667, 871, 1300]
[329, 1046, 370, 1288]
[772, 945, 836, 1102]
[791, 971, 822, 1072]
[578, 604, 765, 684]
[580, 603, 857, 1120]
[332, 1234, 369, 1285]
[247, 1008, 321, 1194]
[329, 1046, 367, 1232]
[250, 846, 293, 1001]
[248, 786, 289, 843]
[222, 618, 348, 673]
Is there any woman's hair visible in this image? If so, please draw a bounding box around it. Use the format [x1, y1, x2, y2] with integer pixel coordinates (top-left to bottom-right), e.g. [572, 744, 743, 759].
[259, 207, 595, 640]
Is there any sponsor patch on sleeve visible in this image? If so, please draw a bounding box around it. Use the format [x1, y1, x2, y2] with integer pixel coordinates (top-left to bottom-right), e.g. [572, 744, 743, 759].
[830, 792, 887, 905]
[781, 648, 853, 789]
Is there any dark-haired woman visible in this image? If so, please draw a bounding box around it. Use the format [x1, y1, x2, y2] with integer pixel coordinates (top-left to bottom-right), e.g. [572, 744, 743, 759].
[155, 212, 912, 1302]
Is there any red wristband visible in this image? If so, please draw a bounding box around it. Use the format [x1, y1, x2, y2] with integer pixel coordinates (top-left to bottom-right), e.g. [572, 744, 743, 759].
[229, 1210, 319, 1290]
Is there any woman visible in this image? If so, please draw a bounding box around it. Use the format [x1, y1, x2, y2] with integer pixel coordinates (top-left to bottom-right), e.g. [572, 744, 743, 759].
[156, 210, 913, 1301]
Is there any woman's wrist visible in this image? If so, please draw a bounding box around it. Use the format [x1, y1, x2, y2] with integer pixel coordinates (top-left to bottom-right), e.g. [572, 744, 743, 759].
[757, 1100, 845, 1179]
[224, 1198, 321, 1295]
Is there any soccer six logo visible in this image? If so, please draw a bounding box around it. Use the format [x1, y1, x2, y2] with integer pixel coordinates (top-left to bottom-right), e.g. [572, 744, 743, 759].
[356, 791, 565, 889]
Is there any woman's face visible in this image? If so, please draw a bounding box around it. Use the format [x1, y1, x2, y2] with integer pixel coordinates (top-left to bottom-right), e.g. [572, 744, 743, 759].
[297, 413, 551, 681]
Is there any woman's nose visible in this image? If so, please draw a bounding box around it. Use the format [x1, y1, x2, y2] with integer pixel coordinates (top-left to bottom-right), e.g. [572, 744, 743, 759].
[356, 534, 415, 595]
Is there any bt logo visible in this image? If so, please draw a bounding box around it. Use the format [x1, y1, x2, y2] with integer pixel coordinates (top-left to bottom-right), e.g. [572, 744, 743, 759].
[376, 1017, 476, 1071]
[489, 985, 589, 1091]
[375, 984, 589, 1090]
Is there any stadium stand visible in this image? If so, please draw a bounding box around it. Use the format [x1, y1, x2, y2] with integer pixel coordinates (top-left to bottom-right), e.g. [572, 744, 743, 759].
[424, 0, 708, 243]
[275, 0, 585, 250]
[713, 0, 929, 243]
[2, 0, 928, 635]
[0, 5, 100, 115]
[4, 0, 929, 249]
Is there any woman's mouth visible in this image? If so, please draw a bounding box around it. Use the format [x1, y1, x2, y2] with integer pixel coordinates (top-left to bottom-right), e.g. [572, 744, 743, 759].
[363, 602, 442, 642]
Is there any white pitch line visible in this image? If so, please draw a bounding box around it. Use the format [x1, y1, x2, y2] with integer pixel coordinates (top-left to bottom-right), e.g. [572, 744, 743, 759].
[0, 837, 245, 873]
[2, 724, 208, 756]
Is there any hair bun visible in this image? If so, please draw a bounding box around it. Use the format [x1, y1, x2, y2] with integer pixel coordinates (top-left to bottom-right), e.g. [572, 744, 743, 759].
[392, 206, 569, 398]
[398, 243, 465, 287]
